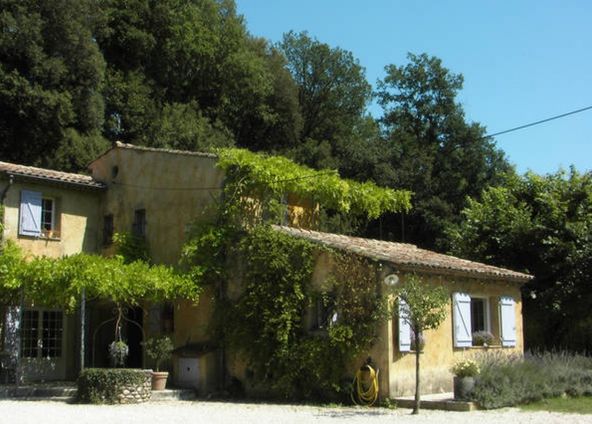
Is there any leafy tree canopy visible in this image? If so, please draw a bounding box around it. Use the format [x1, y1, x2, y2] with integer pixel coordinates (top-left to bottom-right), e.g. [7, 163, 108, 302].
[449, 169, 592, 351]
[375, 53, 512, 249]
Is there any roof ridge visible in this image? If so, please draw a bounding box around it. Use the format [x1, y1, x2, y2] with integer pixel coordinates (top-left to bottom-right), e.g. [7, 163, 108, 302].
[114, 141, 218, 158]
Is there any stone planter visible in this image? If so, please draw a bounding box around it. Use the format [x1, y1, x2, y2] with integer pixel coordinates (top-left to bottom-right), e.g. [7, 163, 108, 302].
[453, 376, 475, 400]
[151, 371, 169, 391]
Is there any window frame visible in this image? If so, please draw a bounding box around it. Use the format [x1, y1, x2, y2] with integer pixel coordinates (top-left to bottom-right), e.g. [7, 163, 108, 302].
[469, 295, 491, 334]
[40, 197, 56, 236]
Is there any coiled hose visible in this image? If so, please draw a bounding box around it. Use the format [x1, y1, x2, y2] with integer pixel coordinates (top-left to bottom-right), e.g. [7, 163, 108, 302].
[351, 363, 379, 406]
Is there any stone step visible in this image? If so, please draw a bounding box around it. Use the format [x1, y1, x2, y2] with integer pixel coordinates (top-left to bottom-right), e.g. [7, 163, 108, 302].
[393, 392, 478, 412]
[150, 389, 196, 401]
[0, 386, 76, 399]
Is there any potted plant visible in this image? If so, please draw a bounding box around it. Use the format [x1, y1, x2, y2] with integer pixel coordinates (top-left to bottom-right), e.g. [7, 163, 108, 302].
[472, 331, 494, 347]
[109, 340, 129, 368]
[451, 358, 479, 400]
[143, 336, 174, 390]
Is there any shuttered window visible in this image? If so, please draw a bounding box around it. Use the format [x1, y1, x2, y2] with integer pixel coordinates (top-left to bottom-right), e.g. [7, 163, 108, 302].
[499, 297, 517, 347]
[19, 190, 42, 236]
[452, 292, 473, 348]
[398, 298, 412, 352]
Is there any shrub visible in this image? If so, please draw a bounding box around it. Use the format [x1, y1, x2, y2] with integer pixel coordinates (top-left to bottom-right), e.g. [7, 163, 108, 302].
[143, 336, 174, 371]
[77, 368, 148, 404]
[470, 351, 592, 409]
[451, 359, 480, 377]
[472, 331, 494, 346]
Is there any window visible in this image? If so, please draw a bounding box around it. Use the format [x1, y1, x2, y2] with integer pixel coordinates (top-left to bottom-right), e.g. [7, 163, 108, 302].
[19, 190, 59, 238]
[103, 214, 114, 246]
[310, 294, 337, 331]
[470, 297, 488, 333]
[21, 310, 40, 358]
[21, 309, 63, 358]
[453, 292, 517, 348]
[132, 209, 146, 239]
[41, 198, 55, 234]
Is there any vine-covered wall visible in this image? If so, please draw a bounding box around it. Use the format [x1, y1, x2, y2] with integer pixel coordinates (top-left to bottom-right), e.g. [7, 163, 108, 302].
[221, 225, 389, 401]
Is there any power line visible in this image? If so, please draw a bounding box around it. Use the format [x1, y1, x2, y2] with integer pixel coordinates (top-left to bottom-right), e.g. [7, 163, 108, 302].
[111, 170, 338, 191]
[485, 105, 592, 138]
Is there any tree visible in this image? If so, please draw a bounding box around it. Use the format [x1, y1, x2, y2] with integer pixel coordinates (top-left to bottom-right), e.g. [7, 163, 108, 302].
[98, 0, 301, 153]
[397, 274, 448, 414]
[376, 53, 512, 249]
[0, 0, 108, 170]
[448, 169, 592, 351]
[278, 31, 380, 179]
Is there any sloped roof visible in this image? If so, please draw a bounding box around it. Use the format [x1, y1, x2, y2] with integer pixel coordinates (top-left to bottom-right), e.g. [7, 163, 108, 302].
[0, 161, 105, 190]
[273, 225, 532, 283]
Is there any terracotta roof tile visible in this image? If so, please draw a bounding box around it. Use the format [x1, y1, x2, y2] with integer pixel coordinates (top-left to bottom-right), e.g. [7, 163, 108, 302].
[0, 161, 105, 189]
[273, 225, 532, 282]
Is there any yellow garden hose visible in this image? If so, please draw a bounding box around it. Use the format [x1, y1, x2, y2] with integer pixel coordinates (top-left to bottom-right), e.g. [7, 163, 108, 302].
[351, 363, 379, 406]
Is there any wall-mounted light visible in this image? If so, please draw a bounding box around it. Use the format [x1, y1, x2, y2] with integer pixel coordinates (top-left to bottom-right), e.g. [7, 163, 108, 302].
[383, 274, 399, 286]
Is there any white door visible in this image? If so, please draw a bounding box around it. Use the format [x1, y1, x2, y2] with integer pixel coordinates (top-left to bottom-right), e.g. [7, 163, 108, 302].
[20, 309, 66, 381]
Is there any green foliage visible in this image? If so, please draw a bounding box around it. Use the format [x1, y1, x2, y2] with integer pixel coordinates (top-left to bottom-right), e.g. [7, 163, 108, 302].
[470, 351, 592, 409]
[396, 273, 449, 414]
[397, 274, 448, 335]
[376, 53, 511, 249]
[279, 30, 371, 144]
[449, 169, 592, 351]
[521, 395, 592, 414]
[216, 148, 412, 220]
[113, 232, 150, 264]
[0, 243, 199, 310]
[223, 225, 387, 401]
[143, 336, 174, 372]
[77, 368, 148, 404]
[472, 331, 495, 347]
[451, 359, 480, 378]
[0, 0, 108, 170]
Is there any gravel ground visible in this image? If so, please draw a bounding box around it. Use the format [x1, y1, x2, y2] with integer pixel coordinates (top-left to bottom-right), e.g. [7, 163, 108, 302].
[2, 400, 592, 424]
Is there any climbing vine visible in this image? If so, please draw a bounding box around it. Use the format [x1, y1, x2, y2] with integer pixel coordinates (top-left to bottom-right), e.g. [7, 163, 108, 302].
[221, 226, 388, 401]
[0, 241, 199, 310]
[216, 148, 412, 221]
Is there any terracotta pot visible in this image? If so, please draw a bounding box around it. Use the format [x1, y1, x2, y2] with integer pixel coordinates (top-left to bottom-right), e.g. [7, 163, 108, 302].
[151, 371, 169, 391]
[453, 376, 475, 400]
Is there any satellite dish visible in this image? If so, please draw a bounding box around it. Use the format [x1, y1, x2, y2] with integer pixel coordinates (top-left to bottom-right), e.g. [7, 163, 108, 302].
[383, 274, 399, 286]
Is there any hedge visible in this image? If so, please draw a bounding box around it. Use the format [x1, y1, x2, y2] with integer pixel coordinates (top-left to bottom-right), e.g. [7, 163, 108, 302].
[77, 368, 150, 404]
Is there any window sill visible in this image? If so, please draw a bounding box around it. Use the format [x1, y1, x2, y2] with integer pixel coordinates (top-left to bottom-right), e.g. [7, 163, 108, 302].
[18, 233, 61, 241]
[455, 344, 509, 350]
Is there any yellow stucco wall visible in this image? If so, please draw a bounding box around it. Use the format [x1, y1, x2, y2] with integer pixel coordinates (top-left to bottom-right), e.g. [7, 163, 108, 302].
[1, 179, 101, 257]
[89, 147, 225, 265]
[385, 272, 524, 397]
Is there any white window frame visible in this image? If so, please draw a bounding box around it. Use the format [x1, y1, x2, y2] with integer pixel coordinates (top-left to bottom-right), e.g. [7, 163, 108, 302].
[40, 197, 56, 235]
[469, 295, 491, 334]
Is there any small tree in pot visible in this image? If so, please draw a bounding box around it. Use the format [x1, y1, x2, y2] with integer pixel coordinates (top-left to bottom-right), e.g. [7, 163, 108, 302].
[143, 336, 174, 390]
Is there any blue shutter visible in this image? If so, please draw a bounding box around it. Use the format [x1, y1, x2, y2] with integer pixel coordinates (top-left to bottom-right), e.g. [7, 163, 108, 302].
[453, 292, 473, 347]
[499, 297, 517, 347]
[398, 298, 412, 352]
[19, 190, 42, 236]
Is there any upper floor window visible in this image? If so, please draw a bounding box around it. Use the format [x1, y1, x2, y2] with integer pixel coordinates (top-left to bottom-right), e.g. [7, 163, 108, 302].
[132, 209, 146, 239]
[103, 214, 114, 246]
[19, 190, 59, 238]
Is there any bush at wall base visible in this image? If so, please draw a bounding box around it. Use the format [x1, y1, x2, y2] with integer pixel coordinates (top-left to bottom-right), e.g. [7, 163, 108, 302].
[77, 368, 152, 404]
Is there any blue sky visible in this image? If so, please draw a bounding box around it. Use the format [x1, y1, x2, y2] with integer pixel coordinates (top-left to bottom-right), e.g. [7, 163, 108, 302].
[236, 1, 592, 174]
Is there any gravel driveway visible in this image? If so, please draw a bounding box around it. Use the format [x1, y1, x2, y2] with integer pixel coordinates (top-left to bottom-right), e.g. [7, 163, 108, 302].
[2, 400, 592, 424]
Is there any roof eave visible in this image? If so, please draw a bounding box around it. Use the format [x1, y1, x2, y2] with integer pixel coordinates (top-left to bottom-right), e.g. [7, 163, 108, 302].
[2, 171, 106, 191]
